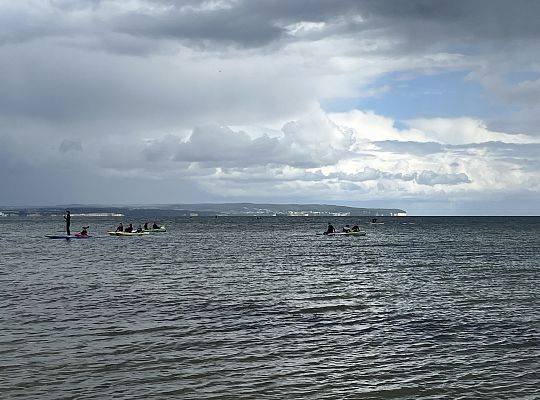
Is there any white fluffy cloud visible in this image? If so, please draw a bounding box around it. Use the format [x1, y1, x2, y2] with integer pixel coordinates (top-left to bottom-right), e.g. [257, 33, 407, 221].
[56, 109, 536, 199]
[1, 106, 539, 212]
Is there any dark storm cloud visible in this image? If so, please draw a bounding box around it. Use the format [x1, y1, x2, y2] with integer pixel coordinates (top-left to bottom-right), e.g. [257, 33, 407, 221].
[361, 0, 540, 37]
[5, 0, 535, 133]
[113, 0, 540, 50]
[112, 6, 284, 48]
[4, 0, 540, 50]
[105, 2, 335, 50]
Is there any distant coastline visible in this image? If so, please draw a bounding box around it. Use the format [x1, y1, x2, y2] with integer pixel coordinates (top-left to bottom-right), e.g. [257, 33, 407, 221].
[0, 203, 406, 218]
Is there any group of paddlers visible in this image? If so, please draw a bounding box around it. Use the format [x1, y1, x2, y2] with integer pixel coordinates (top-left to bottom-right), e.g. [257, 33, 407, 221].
[115, 221, 161, 233]
[324, 223, 361, 234]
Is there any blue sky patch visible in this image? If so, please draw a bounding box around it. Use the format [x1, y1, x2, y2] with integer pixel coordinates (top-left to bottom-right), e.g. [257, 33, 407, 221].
[503, 70, 540, 85]
[322, 70, 503, 121]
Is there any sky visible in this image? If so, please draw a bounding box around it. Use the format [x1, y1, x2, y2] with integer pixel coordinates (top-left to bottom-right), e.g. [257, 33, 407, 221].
[1, 0, 540, 215]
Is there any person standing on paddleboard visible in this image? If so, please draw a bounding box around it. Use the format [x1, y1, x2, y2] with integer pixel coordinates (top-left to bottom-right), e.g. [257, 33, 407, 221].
[64, 210, 71, 236]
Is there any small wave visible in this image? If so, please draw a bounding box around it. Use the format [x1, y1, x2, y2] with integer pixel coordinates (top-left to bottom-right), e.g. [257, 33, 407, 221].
[295, 303, 367, 314]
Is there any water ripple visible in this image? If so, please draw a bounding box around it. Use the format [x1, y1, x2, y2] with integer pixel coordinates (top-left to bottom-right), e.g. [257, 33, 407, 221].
[0, 216, 539, 399]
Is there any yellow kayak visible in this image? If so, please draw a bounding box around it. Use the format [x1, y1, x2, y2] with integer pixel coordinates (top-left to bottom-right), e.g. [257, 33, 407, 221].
[107, 231, 149, 236]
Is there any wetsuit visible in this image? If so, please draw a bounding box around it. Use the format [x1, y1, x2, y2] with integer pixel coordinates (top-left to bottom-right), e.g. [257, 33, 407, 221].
[64, 213, 71, 236]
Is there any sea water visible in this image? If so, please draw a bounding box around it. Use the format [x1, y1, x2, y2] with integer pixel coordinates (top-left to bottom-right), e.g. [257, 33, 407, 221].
[0, 216, 538, 399]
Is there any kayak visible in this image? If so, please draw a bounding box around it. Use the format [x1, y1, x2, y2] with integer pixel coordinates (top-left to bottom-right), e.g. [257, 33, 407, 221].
[369, 222, 385, 225]
[324, 231, 366, 236]
[46, 234, 91, 239]
[107, 231, 149, 236]
[143, 226, 166, 233]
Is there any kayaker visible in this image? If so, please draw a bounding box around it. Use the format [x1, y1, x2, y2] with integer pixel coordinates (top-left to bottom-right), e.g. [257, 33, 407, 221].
[136, 225, 143, 233]
[152, 222, 159, 229]
[143, 222, 149, 230]
[342, 224, 351, 233]
[324, 223, 335, 235]
[125, 224, 134, 233]
[115, 223, 124, 232]
[64, 210, 71, 236]
[80, 226, 89, 236]
[351, 225, 360, 232]
[371, 218, 377, 223]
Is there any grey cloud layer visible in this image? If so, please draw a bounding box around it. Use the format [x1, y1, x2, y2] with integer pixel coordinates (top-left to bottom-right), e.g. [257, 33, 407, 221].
[4, 0, 540, 49]
[1, 0, 539, 211]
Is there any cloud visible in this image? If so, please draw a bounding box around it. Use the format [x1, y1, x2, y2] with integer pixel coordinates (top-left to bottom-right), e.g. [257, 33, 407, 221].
[59, 139, 82, 153]
[156, 112, 356, 168]
[2, 1, 539, 137]
[111, 3, 286, 48]
[5, 1, 539, 51]
[373, 140, 444, 155]
[1, 107, 538, 212]
[415, 170, 470, 186]
[404, 117, 538, 145]
[332, 167, 469, 186]
[0, 1, 539, 214]
[477, 75, 540, 136]
[173, 125, 282, 164]
[332, 167, 416, 183]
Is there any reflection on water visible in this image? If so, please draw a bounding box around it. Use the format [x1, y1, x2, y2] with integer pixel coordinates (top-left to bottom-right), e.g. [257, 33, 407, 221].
[1, 216, 539, 399]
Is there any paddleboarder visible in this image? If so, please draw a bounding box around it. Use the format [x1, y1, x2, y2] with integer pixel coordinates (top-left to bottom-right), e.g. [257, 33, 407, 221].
[64, 210, 71, 236]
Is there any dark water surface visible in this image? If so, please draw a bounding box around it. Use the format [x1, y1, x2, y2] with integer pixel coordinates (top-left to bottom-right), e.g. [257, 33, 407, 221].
[1, 216, 539, 399]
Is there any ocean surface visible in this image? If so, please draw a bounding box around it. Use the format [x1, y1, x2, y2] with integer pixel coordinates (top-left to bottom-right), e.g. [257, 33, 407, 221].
[1, 216, 538, 399]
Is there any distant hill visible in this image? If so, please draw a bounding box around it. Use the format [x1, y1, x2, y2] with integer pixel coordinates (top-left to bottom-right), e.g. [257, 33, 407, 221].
[147, 203, 406, 216]
[1, 203, 406, 217]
